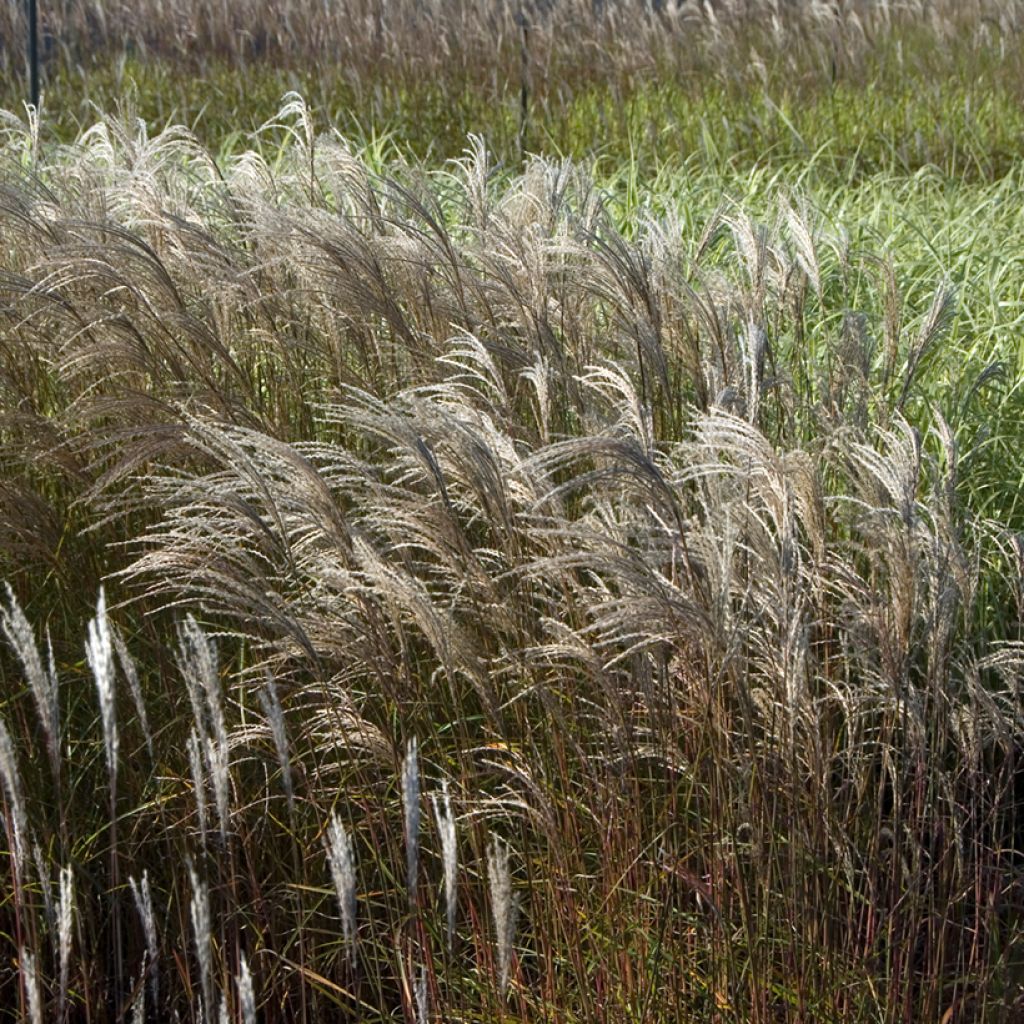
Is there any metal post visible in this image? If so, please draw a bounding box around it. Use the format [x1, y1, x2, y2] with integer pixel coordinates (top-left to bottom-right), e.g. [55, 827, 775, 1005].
[28, 0, 40, 109]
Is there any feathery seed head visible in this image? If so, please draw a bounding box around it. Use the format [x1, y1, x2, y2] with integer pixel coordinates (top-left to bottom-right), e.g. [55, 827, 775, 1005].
[58, 865, 74, 1019]
[415, 961, 429, 1024]
[1, 584, 59, 773]
[21, 949, 42, 1024]
[205, 732, 231, 845]
[177, 615, 225, 749]
[403, 736, 421, 906]
[86, 587, 118, 792]
[129, 870, 158, 1008]
[188, 861, 213, 1019]
[258, 675, 293, 816]
[324, 812, 358, 968]
[431, 780, 457, 951]
[33, 843, 54, 929]
[112, 626, 153, 761]
[188, 728, 208, 844]
[130, 978, 146, 1024]
[237, 952, 256, 1024]
[487, 834, 518, 997]
[0, 718, 29, 875]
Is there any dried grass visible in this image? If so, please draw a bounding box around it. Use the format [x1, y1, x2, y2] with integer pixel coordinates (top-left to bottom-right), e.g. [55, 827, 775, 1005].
[0, 102, 1021, 1020]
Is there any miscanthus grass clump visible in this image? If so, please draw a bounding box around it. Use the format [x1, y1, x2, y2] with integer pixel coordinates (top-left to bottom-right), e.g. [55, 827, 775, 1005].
[0, 102, 1023, 1021]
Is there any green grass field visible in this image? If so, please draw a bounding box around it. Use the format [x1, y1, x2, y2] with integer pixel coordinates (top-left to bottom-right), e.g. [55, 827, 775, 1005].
[2, 1, 1024, 1021]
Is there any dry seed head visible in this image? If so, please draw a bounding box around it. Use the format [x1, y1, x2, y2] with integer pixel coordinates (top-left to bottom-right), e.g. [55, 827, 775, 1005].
[58, 865, 74, 1019]
[782, 196, 822, 301]
[430, 780, 457, 950]
[129, 870, 159, 1008]
[487, 834, 518, 997]
[205, 732, 231, 845]
[21, 948, 42, 1024]
[324, 812, 358, 968]
[0, 717, 29, 875]
[188, 728, 209, 844]
[403, 736, 420, 906]
[1, 584, 59, 773]
[258, 675, 293, 815]
[130, 976, 146, 1024]
[86, 587, 118, 792]
[237, 952, 256, 1024]
[188, 861, 214, 1020]
[178, 615, 226, 749]
[180, 625, 208, 740]
[742, 321, 768, 425]
[112, 625, 153, 761]
[521, 353, 553, 443]
[415, 961, 429, 1024]
[33, 843, 54, 929]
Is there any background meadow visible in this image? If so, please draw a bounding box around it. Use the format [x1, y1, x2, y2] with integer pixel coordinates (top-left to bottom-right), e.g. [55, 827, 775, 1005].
[1, 1, 1024, 1021]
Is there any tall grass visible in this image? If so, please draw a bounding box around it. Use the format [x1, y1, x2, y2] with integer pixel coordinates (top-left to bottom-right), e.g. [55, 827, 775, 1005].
[5, 0, 1024, 178]
[6, 0, 989, 78]
[0, 100, 1023, 1020]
